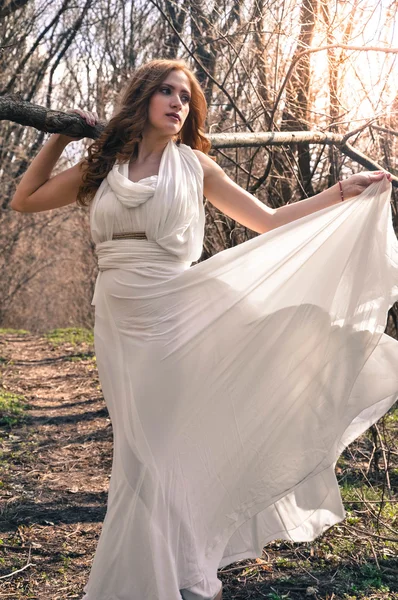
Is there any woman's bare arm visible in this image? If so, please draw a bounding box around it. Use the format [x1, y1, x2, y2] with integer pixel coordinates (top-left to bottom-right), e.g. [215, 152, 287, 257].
[194, 150, 391, 234]
[10, 134, 84, 213]
[10, 109, 98, 213]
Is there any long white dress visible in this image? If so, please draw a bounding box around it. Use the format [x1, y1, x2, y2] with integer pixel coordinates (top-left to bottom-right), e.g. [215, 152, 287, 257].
[82, 139, 398, 600]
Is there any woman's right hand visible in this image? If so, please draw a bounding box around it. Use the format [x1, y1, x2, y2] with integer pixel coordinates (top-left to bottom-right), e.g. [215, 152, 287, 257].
[341, 171, 392, 200]
[57, 108, 100, 144]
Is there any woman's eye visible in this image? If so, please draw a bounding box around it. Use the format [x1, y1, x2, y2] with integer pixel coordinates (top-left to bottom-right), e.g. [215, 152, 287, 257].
[160, 88, 190, 103]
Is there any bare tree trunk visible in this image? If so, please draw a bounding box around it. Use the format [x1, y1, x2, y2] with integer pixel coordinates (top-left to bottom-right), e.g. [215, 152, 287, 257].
[189, 0, 217, 105]
[163, 0, 188, 58]
[282, 0, 318, 197]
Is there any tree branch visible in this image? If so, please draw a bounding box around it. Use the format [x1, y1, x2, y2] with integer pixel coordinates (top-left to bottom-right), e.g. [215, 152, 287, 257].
[210, 131, 398, 186]
[1, 97, 396, 186]
[0, 95, 103, 138]
[371, 125, 398, 138]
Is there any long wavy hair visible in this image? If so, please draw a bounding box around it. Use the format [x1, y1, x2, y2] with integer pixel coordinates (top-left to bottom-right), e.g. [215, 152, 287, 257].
[77, 59, 211, 207]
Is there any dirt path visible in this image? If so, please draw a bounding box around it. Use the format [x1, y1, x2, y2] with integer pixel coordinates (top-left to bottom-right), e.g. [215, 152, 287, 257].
[0, 330, 397, 600]
[0, 331, 112, 599]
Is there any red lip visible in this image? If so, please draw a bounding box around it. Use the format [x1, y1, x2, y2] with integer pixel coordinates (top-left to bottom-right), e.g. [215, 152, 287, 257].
[166, 113, 181, 121]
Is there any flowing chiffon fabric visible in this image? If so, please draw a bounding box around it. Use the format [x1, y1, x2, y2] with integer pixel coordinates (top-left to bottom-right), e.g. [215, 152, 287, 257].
[82, 139, 398, 600]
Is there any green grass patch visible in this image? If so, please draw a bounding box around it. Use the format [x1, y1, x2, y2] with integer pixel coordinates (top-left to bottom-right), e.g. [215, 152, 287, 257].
[0, 388, 29, 427]
[44, 327, 94, 347]
[0, 328, 29, 335]
[337, 563, 391, 596]
[275, 557, 300, 569]
[356, 562, 388, 591]
[325, 535, 358, 557]
[340, 482, 381, 502]
[383, 406, 398, 424]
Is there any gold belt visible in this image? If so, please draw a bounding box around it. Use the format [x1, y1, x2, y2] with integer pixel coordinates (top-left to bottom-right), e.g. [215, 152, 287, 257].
[112, 232, 147, 240]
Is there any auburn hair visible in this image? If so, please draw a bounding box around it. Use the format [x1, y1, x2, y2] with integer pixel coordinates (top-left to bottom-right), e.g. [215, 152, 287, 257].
[77, 59, 211, 207]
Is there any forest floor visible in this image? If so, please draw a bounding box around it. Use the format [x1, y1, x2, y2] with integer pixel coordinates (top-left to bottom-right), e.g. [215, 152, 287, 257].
[0, 328, 397, 600]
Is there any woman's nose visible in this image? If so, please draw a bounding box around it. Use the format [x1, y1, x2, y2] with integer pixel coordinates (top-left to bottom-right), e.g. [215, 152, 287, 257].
[171, 94, 182, 108]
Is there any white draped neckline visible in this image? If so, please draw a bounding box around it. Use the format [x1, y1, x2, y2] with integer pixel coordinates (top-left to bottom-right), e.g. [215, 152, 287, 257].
[107, 163, 158, 208]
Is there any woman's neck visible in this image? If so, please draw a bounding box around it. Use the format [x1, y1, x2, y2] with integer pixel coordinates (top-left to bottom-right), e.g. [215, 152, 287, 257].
[135, 133, 172, 165]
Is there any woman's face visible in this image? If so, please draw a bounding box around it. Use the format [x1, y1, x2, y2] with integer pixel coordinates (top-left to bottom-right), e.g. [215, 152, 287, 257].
[146, 69, 191, 137]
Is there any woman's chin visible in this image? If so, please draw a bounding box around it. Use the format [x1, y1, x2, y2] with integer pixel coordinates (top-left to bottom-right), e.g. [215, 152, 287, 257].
[154, 125, 180, 137]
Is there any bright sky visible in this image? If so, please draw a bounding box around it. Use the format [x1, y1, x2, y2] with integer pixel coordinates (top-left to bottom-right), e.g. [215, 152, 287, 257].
[310, 0, 398, 127]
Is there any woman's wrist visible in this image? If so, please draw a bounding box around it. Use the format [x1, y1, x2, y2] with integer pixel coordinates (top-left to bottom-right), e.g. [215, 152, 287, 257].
[327, 182, 344, 205]
[333, 179, 351, 203]
[50, 133, 74, 147]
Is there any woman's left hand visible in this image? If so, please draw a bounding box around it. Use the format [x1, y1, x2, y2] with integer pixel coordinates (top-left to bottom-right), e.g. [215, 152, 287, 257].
[341, 171, 392, 200]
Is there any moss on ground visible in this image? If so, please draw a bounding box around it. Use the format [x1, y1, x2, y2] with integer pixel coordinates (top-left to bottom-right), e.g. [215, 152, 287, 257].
[44, 327, 94, 347]
[0, 388, 29, 428]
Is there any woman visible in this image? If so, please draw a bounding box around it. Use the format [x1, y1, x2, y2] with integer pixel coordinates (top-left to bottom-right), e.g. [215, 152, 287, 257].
[11, 59, 398, 600]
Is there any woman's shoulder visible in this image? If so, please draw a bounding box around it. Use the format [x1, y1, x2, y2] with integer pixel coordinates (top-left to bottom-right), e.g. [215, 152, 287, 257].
[191, 148, 218, 179]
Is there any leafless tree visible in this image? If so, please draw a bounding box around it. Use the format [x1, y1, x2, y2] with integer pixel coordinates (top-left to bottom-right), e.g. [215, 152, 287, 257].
[1, 0, 397, 332]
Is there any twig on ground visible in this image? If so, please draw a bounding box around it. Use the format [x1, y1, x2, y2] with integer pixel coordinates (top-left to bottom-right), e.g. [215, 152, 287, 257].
[0, 545, 35, 579]
[343, 523, 398, 543]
